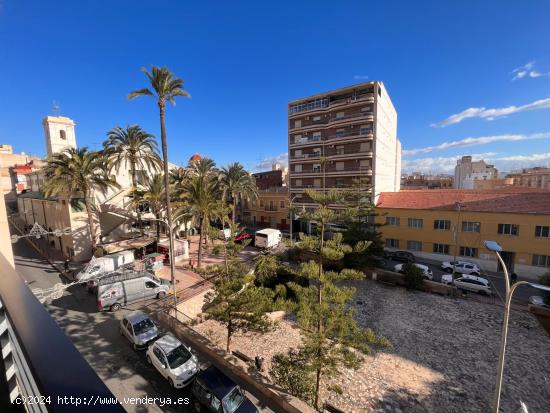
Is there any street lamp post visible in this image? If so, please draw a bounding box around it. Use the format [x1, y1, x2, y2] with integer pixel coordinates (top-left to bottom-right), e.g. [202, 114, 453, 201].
[484, 240, 550, 413]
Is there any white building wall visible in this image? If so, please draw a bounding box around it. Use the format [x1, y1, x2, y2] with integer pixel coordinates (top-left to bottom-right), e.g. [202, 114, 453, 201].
[373, 82, 400, 203]
[43, 116, 77, 157]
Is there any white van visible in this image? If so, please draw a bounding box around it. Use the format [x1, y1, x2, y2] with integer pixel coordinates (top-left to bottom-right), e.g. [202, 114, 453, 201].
[255, 228, 282, 249]
[75, 250, 135, 282]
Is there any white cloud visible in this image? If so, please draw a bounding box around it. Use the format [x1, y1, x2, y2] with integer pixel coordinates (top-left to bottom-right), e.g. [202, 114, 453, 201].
[511, 61, 550, 81]
[353, 75, 369, 80]
[431, 98, 550, 127]
[403, 152, 550, 174]
[403, 132, 550, 156]
[253, 152, 288, 172]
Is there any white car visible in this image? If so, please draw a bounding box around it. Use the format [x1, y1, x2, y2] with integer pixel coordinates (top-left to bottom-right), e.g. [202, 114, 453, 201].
[440, 261, 480, 275]
[528, 296, 549, 308]
[119, 310, 159, 350]
[394, 263, 433, 280]
[146, 333, 199, 388]
[454, 275, 492, 295]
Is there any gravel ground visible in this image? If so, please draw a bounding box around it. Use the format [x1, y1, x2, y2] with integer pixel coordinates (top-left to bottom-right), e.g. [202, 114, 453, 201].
[194, 280, 550, 413]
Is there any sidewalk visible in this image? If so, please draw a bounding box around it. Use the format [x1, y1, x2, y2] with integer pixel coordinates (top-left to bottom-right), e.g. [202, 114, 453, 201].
[8, 216, 73, 277]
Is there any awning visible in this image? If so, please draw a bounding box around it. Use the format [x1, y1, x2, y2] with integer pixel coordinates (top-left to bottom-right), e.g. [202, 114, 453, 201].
[100, 237, 156, 254]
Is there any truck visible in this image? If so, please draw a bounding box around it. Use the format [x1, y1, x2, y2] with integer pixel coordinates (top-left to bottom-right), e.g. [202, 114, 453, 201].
[254, 228, 282, 249]
[96, 271, 170, 312]
[75, 250, 135, 282]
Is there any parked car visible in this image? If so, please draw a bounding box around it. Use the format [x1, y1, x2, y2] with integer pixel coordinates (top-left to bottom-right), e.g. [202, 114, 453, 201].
[394, 263, 433, 280]
[387, 250, 416, 263]
[453, 275, 492, 295]
[440, 261, 480, 275]
[528, 296, 550, 308]
[234, 231, 252, 243]
[119, 310, 159, 350]
[96, 271, 170, 312]
[146, 333, 198, 388]
[192, 366, 259, 413]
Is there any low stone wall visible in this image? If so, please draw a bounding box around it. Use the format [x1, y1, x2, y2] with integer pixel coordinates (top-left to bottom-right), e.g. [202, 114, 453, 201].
[153, 310, 314, 413]
[370, 268, 454, 296]
[528, 304, 550, 336]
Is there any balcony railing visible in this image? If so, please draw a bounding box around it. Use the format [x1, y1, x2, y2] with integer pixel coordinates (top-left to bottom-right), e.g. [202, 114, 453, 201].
[290, 112, 374, 130]
[264, 206, 278, 212]
[290, 153, 321, 160]
[289, 93, 374, 115]
[0, 253, 125, 413]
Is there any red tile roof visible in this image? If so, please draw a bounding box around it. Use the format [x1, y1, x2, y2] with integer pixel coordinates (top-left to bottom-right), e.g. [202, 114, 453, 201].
[376, 188, 550, 215]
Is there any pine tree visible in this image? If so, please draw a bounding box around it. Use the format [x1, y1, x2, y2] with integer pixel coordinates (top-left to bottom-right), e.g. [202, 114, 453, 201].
[290, 189, 390, 409]
[203, 271, 273, 352]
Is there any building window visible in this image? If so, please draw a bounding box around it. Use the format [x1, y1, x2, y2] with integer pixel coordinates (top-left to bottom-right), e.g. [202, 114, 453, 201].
[280, 200, 285, 208]
[385, 216, 400, 226]
[335, 162, 345, 171]
[385, 238, 399, 248]
[360, 126, 371, 135]
[60, 130, 66, 140]
[335, 178, 345, 188]
[336, 145, 345, 155]
[535, 225, 550, 238]
[460, 247, 478, 257]
[408, 218, 423, 229]
[336, 111, 345, 119]
[533, 255, 550, 267]
[462, 221, 480, 232]
[407, 240, 422, 251]
[313, 164, 321, 173]
[498, 223, 519, 236]
[434, 220, 451, 230]
[433, 243, 449, 254]
[259, 200, 264, 207]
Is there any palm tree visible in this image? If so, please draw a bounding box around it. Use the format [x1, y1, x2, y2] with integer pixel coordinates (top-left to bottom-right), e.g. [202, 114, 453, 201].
[189, 157, 217, 180]
[179, 174, 219, 268]
[132, 174, 165, 241]
[128, 66, 190, 304]
[219, 162, 258, 225]
[43, 147, 119, 249]
[103, 125, 161, 234]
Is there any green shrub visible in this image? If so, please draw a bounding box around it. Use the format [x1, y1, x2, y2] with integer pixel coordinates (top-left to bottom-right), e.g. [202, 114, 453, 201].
[270, 350, 315, 406]
[402, 263, 424, 290]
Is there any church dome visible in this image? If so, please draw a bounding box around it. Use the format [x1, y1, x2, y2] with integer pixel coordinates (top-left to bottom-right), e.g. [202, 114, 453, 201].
[189, 153, 202, 162]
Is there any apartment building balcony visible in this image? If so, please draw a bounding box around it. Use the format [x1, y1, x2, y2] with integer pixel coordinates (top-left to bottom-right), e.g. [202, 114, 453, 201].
[289, 129, 374, 148]
[264, 206, 278, 212]
[0, 253, 124, 413]
[290, 111, 374, 131]
[289, 153, 321, 163]
[326, 149, 373, 160]
[288, 93, 375, 118]
[291, 166, 372, 177]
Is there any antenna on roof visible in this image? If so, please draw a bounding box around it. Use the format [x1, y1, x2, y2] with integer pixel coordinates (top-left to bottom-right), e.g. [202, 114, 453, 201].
[52, 100, 60, 116]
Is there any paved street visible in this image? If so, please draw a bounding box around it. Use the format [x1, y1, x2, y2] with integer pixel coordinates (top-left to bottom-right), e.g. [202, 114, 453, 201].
[383, 255, 535, 305]
[11, 234, 271, 413]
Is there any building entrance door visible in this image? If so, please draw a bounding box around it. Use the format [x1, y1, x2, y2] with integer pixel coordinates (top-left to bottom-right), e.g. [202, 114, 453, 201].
[497, 251, 515, 272]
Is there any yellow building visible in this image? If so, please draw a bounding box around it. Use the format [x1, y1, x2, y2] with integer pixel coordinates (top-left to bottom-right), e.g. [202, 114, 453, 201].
[239, 187, 289, 230]
[376, 189, 550, 278]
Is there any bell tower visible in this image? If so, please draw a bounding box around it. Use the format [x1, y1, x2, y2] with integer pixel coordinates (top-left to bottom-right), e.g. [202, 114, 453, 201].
[43, 116, 77, 157]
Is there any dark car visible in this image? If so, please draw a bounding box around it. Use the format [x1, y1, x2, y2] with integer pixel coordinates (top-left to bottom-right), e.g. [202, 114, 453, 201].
[389, 250, 416, 263]
[192, 366, 258, 413]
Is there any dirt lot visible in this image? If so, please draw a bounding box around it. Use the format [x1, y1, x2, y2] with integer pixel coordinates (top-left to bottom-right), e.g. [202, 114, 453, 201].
[194, 279, 550, 413]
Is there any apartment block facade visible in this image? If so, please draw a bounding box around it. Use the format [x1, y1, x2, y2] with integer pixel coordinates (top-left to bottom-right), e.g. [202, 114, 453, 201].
[454, 156, 498, 189]
[376, 189, 550, 278]
[239, 187, 289, 230]
[507, 167, 550, 189]
[287, 82, 400, 210]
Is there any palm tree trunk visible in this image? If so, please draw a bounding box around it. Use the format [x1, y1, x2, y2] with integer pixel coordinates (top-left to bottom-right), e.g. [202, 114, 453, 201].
[131, 162, 144, 236]
[155, 211, 161, 241]
[232, 196, 236, 225]
[198, 216, 204, 268]
[226, 321, 232, 352]
[83, 191, 96, 249]
[158, 102, 177, 311]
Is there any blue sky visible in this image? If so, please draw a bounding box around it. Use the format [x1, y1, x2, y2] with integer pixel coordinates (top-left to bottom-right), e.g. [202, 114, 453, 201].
[1, 0, 549, 174]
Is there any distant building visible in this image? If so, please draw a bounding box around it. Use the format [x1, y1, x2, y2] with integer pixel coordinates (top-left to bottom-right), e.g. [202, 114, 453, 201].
[401, 172, 453, 190]
[239, 186, 289, 231]
[253, 164, 287, 190]
[473, 178, 513, 190]
[288, 81, 400, 209]
[506, 167, 550, 189]
[0, 144, 42, 208]
[376, 188, 550, 278]
[454, 156, 498, 189]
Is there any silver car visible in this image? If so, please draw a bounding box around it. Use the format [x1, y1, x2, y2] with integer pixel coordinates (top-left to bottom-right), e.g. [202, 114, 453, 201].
[119, 310, 159, 350]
